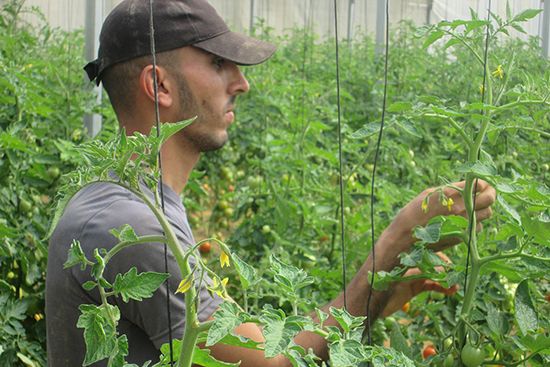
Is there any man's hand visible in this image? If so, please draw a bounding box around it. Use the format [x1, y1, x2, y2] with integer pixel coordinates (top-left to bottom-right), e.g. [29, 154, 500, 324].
[389, 179, 496, 252]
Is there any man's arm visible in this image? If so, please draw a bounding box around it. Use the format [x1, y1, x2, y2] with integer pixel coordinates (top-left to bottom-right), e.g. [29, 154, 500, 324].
[201, 180, 496, 366]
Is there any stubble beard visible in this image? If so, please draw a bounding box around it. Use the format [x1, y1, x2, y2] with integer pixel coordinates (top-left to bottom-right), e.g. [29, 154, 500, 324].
[175, 72, 230, 153]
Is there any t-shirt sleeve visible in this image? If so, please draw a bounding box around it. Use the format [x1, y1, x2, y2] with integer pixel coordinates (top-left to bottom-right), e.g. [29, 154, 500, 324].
[73, 197, 223, 350]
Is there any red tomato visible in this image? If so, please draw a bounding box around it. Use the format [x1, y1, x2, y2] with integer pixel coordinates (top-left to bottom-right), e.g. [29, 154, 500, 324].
[199, 241, 211, 254]
[423, 346, 436, 360]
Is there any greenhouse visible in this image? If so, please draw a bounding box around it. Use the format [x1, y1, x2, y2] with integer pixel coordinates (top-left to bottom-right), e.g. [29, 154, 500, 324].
[1, 0, 549, 366]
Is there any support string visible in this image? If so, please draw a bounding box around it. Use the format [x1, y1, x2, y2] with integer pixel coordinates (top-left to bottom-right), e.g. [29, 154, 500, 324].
[333, 0, 348, 310]
[365, 0, 390, 349]
[148, 0, 173, 365]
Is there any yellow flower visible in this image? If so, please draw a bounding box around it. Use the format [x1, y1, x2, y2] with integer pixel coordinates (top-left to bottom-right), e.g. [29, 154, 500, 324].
[479, 85, 485, 93]
[220, 250, 230, 268]
[421, 198, 428, 213]
[441, 197, 454, 211]
[492, 64, 503, 79]
[175, 277, 192, 294]
[208, 277, 230, 300]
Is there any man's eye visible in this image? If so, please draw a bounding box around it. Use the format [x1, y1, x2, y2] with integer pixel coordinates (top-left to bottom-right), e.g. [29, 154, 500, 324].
[214, 58, 226, 67]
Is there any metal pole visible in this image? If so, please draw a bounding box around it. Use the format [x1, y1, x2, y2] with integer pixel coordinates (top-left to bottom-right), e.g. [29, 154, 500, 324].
[249, 0, 256, 35]
[542, 0, 550, 58]
[83, 0, 103, 138]
[347, 0, 355, 40]
[375, 0, 385, 55]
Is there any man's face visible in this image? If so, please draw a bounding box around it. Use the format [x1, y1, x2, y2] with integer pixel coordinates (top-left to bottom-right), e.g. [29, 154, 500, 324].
[172, 46, 250, 153]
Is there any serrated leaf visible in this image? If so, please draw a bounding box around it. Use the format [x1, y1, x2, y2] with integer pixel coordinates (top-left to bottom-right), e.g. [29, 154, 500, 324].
[506, 1, 512, 21]
[497, 194, 522, 225]
[444, 38, 461, 50]
[487, 303, 509, 335]
[414, 221, 442, 243]
[446, 269, 465, 287]
[330, 307, 366, 335]
[514, 280, 538, 336]
[390, 324, 413, 359]
[510, 23, 527, 34]
[414, 24, 433, 38]
[64, 240, 89, 270]
[232, 255, 260, 290]
[109, 224, 139, 242]
[387, 102, 412, 112]
[112, 268, 170, 302]
[77, 304, 119, 366]
[423, 30, 445, 49]
[512, 8, 543, 22]
[260, 306, 303, 358]
[348, 122, 383, 139]
[396, 119, 422, 138]
[270, 255, 314, 297]
[329, 339, 367, 367]
[207, 302, 249, 346]
[192, 344, 241, 367]
[400, 245, 424, 267]
[46, 184, 85, 239]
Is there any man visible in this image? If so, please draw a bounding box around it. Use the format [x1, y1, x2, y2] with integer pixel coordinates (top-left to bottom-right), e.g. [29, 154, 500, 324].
[45, 0, 496, 366]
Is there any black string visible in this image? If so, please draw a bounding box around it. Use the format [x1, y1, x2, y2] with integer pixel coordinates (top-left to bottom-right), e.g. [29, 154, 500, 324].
[365, 0, 390, 349]
[333, 0, 348, 310]
[148, 1, 173, 365]
[463, 0, 491, 316]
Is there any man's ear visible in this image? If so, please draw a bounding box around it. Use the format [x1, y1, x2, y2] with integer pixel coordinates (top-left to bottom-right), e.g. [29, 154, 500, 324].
[140, 65, 174, 108]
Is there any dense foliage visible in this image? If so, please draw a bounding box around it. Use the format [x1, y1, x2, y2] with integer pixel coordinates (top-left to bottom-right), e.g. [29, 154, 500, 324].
[1, 1, 549, 366]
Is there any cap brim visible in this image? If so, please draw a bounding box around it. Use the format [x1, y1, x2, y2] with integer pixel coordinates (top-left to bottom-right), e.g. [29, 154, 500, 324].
[193, 31, 277, 66]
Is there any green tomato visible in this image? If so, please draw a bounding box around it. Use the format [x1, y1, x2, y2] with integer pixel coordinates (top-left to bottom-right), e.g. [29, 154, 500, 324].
[247, 176, 261, 189]
[429, 290, 446, 301]
[223, 208, 234, 218]
[261, 225, 271, 234]
[443, 353, 454, 367]
[384, 316, 397, 330]
[47, 167, 60, 180]
[461, 344, 485, 367]
[542, 163, 550, 172]
[18, 199, 32, 214]
[217, 200, 229, 210]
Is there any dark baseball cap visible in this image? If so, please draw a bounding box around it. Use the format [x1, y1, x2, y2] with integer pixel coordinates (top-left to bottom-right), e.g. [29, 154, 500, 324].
[84, 0, 277, 85]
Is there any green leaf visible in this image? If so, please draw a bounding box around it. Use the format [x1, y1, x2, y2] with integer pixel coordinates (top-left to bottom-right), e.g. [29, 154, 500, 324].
[330, 307, 366, 335]
[112, 268, 170, 303]
[514, 280, 538, 336]
[510, 23, 527, 34]
[46, 183, 84, 239]
[192, 344, 241, 367]
[396, 119, 422, 138]
[387, 102, 412, 112]
[260, 306, 304, 358]
[206, 302, 249, 346]
[487, 303, 509, 335]
[446, 269, 465, 287]
[109, 224, 139, 242]
[511, 8, 543, 22]
[270, 255, 314, 298]
[77, 304, 119, 366]
[423, 30, 445, 49]
[232, 255, 260, 290]
[329, 339, 367, 367]
[444, 38, 461, 50]
[64, 240, 89, 271]
[497, 194, 522, 225]
[414, 221, 442, 243]
[348, 122, 382, 139]
[399, 245, 424, 267]
[506, 0, 512, 21]
[390, 323, 413, 359]
[464, 20, 490, 34]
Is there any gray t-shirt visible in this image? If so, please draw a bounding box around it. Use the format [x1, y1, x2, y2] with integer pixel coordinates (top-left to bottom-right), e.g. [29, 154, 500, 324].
[46, 174, 222, 366]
